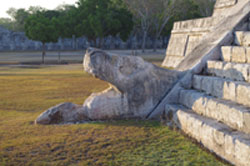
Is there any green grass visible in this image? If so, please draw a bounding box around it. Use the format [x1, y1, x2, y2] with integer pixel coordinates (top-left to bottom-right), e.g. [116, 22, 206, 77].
[0, 64, 229, 166]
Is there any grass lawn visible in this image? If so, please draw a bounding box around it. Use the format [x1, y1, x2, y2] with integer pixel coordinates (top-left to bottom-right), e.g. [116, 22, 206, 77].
[0, 64, 229, 166]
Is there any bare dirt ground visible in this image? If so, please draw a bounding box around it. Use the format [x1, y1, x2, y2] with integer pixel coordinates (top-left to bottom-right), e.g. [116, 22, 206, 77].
[0, 49, 166, 65]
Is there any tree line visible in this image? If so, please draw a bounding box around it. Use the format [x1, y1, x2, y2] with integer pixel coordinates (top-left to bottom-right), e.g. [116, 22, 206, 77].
[0, 0, 215, 63]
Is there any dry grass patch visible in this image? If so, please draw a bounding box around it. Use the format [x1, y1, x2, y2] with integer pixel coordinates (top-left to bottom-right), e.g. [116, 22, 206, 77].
[0, 64, 229, 166]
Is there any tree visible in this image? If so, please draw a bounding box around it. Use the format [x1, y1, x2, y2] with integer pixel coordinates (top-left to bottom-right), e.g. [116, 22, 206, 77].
[149, 0, 179, 52]
[0, 18, 14, 30]
[24, 11, 59, 64]
[7, 8, 30, 31]
[123, 0, 152, 52]
[194, 0, 216, 17]
[76, 0, 133, 48]
[124, 0, 213, 52]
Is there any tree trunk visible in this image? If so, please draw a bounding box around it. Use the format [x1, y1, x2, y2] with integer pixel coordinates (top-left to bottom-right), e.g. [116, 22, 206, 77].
[72, 35, 76, 50]
[58, 38, 63, 64]
[153, 36, 157, 52]
[58, 51, 61, 64]
[142, 30, 147, 53]
[42, 43, 46, 64]
[93, 38, 97, 47]
[98, 37, 104, 48]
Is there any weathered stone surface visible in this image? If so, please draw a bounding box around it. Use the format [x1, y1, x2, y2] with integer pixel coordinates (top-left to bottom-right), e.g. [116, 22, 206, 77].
[206, 60, 250, 82]
[192, 75, 202, 90]
[167, 104, 250, 166]
[232, 46, 246, 63]
[153, 0, 250, 120]
[178, 89, 250, 133]
[236, 84, 250, 107]
[221, 46, 247, 63]
[35, 103, 89, 125]
[179, 90, 207, 116]
[214, 0, 237, 9]
[155, 1, 250, 166]
[82, 87, 129, 120]
[83, 48, 179, 120]
[36, 48, 180, 124]
[162, 0, 240, 68]
[235, 31, 250, 46]
[246, 47, 250, 63]
[221, 46, 232, 62]
[192, 75, 250, 107]
[223, 81, 236, 101]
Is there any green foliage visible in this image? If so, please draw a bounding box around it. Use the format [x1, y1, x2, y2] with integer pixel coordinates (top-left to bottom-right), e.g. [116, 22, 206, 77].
[76, 0, 133, 44]
[161, 0, 205, 36]
[6, 8, 30, 31]
[0, 18, 14, 30]
[0, 0, 215, 48]
[24, 10, 61, 63]
[24, 11, 59, 44]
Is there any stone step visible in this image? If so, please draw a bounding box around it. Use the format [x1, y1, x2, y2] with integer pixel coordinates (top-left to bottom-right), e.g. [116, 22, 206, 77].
[192, 75, 250, 107]
[165, 104, 250, 166]
[206, 60, 249, 82]
[235, 31, 250, 47]
[178, 89, 250, 134]
[221, 46, 250, 63]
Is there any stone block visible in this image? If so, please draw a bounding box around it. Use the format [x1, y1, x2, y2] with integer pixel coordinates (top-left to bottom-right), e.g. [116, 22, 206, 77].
[246, 47, 250, 63]
[205, 98, 218, 120]
[235, 31, 250, 47]
[218, 101, 244, 130]
[212, 78, 224, 98]
[214, 0, 237, 9]
[215, 61, 224, 78]
[179, 90, 190, 107]
[172, 105, 250, 166]
[236, 84, 250, 107]
[243, 111, 250, 133]
[186, 113, 203, 142]
[235, 138, 250, 165]
[221, 46, 232, 62]
[206, 61, 216, 75]
[231, 46, 246, 63]
[200, 122, 215, 150]
[191, 95, 207, 116]
[201, 77, 214, 95]
[212, 125, 226, 156]
[230, 63, 247, 81]
[236, 64, 248, 81]
[223, 81, 236, 101]
[222, 62, 233, 79]
[192, 75, 203, 90]
[224, 134, 235, 162]
[235, 31, 244, 46]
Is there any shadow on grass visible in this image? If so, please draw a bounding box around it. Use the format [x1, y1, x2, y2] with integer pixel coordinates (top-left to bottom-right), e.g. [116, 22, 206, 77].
[83, 119, 161, 128]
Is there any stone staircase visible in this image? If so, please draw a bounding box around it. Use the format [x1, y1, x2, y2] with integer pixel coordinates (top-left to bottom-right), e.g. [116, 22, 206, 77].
[165, 31, 250, 166]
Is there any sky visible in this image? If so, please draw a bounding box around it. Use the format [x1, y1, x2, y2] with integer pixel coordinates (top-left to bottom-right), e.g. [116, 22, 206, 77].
[0, 0, 78, 18]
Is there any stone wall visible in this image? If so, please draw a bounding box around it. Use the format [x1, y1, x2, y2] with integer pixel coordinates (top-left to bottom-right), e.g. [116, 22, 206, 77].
[150, 0, 250, 118]
[162, 0, 237, 68]
[0, 26, 168, 51]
